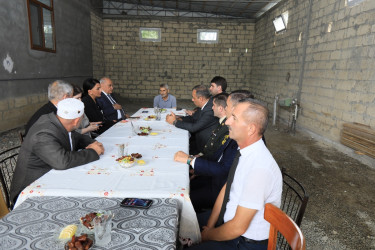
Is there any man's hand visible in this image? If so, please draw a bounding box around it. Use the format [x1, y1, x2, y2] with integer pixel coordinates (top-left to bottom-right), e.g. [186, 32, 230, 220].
[174, 151, 189, 163]
[185, 109, 195, 116]
[166, 112, 177, 125]
[86, 141, 104, 155]
[201, 226, 214, 242]
[112, 103, 122, 110]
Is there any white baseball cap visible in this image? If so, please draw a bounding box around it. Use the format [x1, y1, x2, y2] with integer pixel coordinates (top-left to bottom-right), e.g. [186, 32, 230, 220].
[57, 98, 84, 119]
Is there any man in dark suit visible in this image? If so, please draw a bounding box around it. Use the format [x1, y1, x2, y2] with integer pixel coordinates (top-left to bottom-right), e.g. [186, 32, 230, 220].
[25, 80, 73, 136]
[97, 77, 128, 121]
[10, 98, 104, 206]
[166, 85, 218, 154]
[185, 76, 227, 116]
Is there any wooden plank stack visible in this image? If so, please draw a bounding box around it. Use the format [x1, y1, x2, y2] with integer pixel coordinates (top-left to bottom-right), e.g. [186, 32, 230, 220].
[341, 123, 375, 158]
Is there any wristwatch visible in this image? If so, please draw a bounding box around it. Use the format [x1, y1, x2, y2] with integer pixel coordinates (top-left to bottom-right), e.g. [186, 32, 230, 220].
[187, 155, 195, 166]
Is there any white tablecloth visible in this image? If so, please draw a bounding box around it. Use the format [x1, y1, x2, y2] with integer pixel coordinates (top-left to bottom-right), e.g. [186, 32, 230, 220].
[15, 108, 200, 243]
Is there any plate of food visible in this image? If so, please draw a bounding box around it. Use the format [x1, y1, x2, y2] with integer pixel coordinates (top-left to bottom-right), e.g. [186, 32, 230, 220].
[144, 115, 156, 121]
[58, 224, 79, 241]
[160, 108, 167, 113]
[116, 155, 136, 168]
[138, 126, 151, 136]
[65, 234, 94, 250]
[131, 153, 142, 159]
[139, 126, 152, 133]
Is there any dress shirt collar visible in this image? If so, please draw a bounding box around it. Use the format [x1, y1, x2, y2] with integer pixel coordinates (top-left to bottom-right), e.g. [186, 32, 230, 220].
[219, 116, 226, 124]
[102, 90, 109, 96]
[239, 137, 265, 157]
[201, 100, 209, 110]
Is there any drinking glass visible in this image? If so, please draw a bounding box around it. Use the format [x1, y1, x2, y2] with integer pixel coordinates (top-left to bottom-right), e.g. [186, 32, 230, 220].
[93, 211, 113, 247]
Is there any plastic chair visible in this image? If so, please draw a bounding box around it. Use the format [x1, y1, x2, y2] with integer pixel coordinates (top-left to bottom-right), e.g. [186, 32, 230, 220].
[265, 203, 306, 250]
[0, 146, 20, 210]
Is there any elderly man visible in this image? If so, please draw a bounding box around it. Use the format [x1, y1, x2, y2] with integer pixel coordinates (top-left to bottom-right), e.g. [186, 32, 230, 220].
[25, 80, 73, 136]
[153, 84, 177, 109]
[189, 98, 282, 250]
[10, 98, 104, 206]
[97, 77, 128, 121]
[166, 85, 218, 154]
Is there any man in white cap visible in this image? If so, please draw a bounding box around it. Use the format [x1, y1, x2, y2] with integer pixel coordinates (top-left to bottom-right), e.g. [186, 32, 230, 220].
[10, 98, 104, 206]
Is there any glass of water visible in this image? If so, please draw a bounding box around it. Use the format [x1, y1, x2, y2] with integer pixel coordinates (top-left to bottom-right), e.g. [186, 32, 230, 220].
[93, 211, 113, 247]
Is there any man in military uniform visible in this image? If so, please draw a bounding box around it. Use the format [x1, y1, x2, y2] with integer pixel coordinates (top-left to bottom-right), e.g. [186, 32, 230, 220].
[198, 93, 229, 160]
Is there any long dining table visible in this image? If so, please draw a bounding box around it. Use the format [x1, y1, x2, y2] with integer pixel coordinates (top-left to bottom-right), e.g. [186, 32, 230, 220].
[13, 108, 201, 245]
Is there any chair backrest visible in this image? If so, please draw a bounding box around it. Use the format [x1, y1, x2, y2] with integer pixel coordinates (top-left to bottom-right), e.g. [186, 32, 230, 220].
[278, 169, 308, 250]
[19, 132, 25, 144]
[281, 169, 309, 227]
[265, 203, 306, 250]
[0, 146, 20, 210]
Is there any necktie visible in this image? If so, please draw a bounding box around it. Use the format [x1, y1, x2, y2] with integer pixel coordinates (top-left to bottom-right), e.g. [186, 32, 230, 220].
[107, 94, 126, 119]
[216, 150, 241, 227]
[68, 132, 73, 151]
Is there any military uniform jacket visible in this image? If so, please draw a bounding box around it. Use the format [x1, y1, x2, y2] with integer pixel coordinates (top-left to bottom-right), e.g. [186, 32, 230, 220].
[10, 113, 100, 204]
[201, 117, 229, 161]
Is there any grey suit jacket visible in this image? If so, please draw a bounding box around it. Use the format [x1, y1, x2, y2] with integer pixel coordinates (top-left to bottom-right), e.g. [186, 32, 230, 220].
[10, 113, 100, 204]
[175, 98, 218, 154]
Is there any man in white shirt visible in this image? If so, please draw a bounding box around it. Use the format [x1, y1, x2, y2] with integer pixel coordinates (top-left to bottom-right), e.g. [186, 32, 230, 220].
[97, 77, 128, 121]
[189, 98, 282, 250]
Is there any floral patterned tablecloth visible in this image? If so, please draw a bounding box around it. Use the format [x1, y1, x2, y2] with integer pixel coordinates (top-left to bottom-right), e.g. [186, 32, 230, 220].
[0, 196, 179, 249]
[14, 108, 200, 244]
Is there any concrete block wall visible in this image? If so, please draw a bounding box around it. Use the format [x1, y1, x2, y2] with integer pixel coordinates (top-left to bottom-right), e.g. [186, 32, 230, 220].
[251, 0, 375, 143]
[94, 18, 255, 99]
[91, 11, 105, 79]
[0, 0, 93, 132]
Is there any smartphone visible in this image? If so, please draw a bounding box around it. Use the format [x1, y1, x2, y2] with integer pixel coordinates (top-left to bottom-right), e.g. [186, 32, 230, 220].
[120, 198, 153, 209]
[176, 108, 182, 111]
[142, 111, 149, 113]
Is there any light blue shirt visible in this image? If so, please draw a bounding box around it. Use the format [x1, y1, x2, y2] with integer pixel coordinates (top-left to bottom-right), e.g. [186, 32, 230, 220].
[153, 94, 177, 108]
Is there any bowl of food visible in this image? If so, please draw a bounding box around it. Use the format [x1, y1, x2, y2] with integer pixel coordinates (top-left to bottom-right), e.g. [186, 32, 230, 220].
[65, 234, 94, 250]
[116, 155, 135, 168]
[139, 126, 152, 133]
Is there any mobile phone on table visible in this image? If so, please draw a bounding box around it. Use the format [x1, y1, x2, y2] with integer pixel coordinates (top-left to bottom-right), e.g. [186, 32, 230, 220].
[142, 111, 149, 113]
[120, 198, 153, 209]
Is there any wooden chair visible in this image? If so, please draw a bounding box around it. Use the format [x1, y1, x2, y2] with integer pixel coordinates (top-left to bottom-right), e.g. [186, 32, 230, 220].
[0, 146, 21, 211]
[265, 203, 306, 250]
